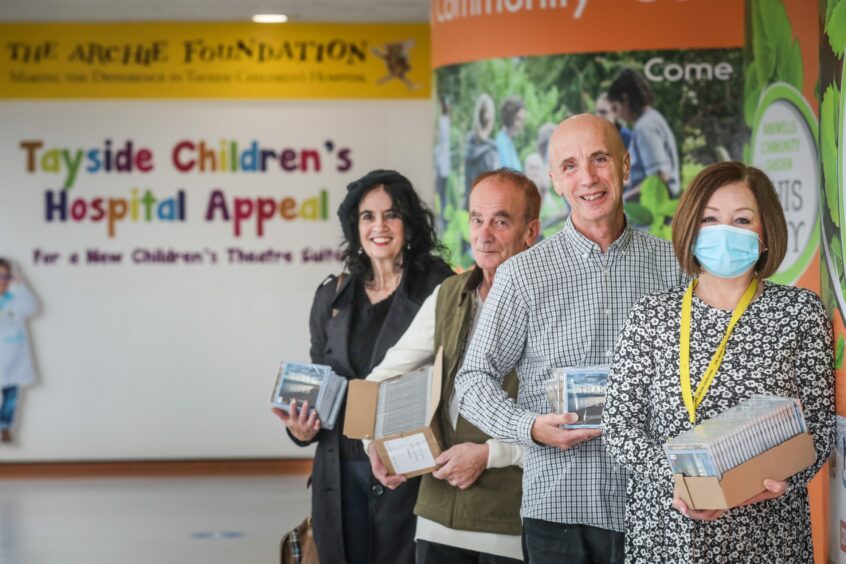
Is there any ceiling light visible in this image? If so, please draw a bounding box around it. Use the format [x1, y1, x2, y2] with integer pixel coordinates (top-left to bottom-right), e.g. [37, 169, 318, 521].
[252, 14, 289, 23]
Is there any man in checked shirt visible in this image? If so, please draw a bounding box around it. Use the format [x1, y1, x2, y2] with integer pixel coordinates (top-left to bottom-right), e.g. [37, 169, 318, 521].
[455, 113, 684, 563]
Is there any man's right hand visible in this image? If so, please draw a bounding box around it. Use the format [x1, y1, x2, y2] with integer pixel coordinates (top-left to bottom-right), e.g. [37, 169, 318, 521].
[272, 399, 321, 442]
[530, 413, 601, 450]
[368, 443, 407, 490]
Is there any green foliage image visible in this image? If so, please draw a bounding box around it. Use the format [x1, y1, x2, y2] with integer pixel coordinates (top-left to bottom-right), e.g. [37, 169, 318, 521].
[624, 175, 679, 239]
[819, 0, 846, 320]
[434, 49, 744, 268]
[821, 84, 841, 230]
[744, 0, 803, 128]
[826, 0, 846, 57]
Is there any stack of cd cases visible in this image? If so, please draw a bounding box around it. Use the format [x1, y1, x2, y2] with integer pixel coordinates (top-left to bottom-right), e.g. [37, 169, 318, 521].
[663, 395, 807, 479]
[271, 361, 348, 430]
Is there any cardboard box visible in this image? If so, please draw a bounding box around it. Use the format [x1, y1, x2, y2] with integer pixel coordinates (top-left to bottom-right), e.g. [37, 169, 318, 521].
[673, 432, 815, 510]
[343, 349, 444, 478]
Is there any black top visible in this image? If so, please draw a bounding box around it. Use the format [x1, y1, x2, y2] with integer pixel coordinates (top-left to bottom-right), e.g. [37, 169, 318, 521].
[348, 278, 397, 380]
[341, 279, 396, 459]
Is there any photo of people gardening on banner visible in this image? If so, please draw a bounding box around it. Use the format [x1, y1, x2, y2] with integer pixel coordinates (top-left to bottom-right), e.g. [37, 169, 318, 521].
[433, 49, 744, 268]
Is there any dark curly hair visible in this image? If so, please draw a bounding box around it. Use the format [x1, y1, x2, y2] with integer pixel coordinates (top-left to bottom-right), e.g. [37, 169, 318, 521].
[337, 169, 446, 282]
[607, 68, 655, 117]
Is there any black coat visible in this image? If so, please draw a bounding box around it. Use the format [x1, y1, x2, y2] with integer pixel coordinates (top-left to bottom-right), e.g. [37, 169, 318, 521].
[291, 257, 453, 564]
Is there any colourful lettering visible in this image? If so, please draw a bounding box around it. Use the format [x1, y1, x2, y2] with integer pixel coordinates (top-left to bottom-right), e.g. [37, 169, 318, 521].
[204, 188, 330, 237]
[21, 139, 155, 190]
[44, 188, 186, 237]
[171, 139, 324, 173]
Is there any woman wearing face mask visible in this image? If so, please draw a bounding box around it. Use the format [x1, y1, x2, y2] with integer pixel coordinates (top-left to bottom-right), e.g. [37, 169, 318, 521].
[602, 162, 834, 563]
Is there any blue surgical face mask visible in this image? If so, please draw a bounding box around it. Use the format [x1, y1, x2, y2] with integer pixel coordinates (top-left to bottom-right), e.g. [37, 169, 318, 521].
[693, 224, 760, 279]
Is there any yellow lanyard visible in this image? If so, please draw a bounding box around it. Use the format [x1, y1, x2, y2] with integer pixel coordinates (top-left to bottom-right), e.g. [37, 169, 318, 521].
[679, 278, 758, 424]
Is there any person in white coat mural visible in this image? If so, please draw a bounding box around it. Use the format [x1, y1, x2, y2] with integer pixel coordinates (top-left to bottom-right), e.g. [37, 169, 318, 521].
[0, 258, 38, 444]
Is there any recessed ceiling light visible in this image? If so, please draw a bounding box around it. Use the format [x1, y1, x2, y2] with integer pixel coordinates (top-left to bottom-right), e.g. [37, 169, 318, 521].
[252, 14, 289, 23]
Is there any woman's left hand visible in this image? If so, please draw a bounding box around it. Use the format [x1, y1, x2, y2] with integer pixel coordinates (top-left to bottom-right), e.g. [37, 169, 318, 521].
[672, 493, 724, 522]
[272, 400, 321, 442]
[736, 479, 787, 506]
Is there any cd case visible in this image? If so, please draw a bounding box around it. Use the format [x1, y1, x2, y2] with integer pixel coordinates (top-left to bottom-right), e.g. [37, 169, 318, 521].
[546, 365, 609, 429]
[271, 361, 348, 431]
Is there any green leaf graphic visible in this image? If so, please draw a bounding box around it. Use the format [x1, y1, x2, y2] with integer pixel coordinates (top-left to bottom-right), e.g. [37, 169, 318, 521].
[833, 236, 845, 291]
[660, 199, 680, 218]
[827, 0, 840, 26]
[821, 85, 840, 227]
[744, 62, 763, 126]
[837, 334, 845, 369]
[827, 0, 846, 56]
[625, 176, 676, 239]
[752, 0, 777, 82]
[767, 0, 794, 74]
[746, 0, 804, 128]
[639, 175, 669, 212]
[624, 203, 653, 227]
[777, 40, 803, 91]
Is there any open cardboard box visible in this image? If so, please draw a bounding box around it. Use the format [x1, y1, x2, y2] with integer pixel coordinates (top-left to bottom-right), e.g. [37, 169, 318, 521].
[343, 349, 444, 478]
[673, 432, 815, 510]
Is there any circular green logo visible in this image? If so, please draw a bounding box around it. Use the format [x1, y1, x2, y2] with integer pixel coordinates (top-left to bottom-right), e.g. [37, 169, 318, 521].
[751, 83, 820, 284]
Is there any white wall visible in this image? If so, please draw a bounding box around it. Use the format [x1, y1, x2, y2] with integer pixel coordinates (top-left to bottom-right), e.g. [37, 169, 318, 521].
[0, 100, 434, 461]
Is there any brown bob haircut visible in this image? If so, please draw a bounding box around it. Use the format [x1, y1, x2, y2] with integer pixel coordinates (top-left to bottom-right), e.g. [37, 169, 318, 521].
[672, 161, 787, 279]
[471, 168, 542, 223]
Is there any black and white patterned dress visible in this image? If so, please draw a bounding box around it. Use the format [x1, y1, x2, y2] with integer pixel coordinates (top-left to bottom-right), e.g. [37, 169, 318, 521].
[603, 281, 834, 564]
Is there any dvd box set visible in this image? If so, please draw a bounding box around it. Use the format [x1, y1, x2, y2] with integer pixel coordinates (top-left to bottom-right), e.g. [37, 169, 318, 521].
[270, 361, 348, 431]
[664, 395, 807, 479]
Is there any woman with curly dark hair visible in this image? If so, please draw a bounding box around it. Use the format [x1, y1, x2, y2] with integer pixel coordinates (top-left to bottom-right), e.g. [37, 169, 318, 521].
[273, 169, 453, 564]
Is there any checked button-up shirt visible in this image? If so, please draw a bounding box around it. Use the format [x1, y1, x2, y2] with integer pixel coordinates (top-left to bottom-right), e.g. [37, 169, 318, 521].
[455, 217, 684, 532]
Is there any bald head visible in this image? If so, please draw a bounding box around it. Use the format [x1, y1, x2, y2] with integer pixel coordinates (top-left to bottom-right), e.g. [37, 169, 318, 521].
[549, 114, 626, 162]
[547, 114, 631, 236]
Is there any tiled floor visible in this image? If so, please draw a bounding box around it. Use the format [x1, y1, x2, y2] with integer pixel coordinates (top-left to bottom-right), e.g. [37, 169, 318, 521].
[0, 475, 311, 564]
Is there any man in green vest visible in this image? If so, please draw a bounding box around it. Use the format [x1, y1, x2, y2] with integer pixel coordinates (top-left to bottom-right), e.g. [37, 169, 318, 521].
[365, 168, 541, 563]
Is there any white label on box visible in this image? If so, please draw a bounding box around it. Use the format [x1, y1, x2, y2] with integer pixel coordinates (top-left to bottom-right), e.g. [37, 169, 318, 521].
[383, 432, 435, 475]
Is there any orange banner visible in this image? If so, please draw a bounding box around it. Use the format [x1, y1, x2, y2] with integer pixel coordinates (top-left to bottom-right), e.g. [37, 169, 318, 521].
[431, 0, 744, 68]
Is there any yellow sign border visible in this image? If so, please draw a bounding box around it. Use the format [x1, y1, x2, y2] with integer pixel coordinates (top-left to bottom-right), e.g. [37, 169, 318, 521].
[0, 22, 431, 99]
